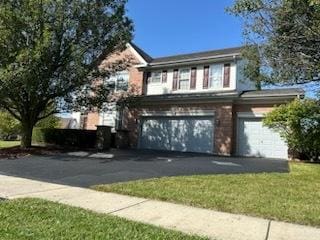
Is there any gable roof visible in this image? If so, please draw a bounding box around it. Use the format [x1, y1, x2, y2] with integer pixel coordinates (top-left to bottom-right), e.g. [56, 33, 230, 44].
[129, 42, 153, 63]
[129, 43, 244, 68]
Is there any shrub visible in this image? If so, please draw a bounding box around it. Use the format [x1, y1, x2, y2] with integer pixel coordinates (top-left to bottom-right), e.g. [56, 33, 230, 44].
[33, 128, 97, 149]
[263, 99, 320, 161]
[0, 112, 21, 140]
[36, 115, 60, 129]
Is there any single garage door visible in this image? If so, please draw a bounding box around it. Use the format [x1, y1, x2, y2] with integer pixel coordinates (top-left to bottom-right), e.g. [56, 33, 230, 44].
[237, 118, 288, 159]
[140, 116, 214, 153]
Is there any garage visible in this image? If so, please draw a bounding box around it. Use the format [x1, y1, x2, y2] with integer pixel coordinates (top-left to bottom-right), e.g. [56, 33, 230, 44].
[140, 116, 214, 153]
[237, 117, 288, 159]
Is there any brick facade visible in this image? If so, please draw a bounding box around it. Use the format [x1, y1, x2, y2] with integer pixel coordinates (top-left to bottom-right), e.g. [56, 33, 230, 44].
[122, 102, 235, 155]
[84, 46, 145, 130]
[122, 101, 288, 156]
[85, 112, 100, 130]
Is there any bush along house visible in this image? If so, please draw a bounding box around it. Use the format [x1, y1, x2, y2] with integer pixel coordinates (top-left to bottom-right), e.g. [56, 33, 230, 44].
[73, 43, 304, 159]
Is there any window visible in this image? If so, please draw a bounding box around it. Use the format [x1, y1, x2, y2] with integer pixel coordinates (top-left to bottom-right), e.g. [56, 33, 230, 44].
[116, 72, 129, 91]
[179, 69, 190, 90]
[150, 71, 162, 83]
[105, 71, 129, 92]
[209, 64, 223, 89]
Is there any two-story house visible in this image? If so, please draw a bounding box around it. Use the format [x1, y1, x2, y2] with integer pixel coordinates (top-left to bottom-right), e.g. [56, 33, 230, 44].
[75, 43, 304, 159]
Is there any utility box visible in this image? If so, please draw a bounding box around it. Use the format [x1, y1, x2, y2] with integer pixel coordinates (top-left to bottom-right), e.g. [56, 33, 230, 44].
[96, 126, 111, 151]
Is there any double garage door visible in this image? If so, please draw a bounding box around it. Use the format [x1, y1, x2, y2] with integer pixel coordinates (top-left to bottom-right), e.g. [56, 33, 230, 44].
[237, 118, 288, 159]
[140, 116, 214, 154]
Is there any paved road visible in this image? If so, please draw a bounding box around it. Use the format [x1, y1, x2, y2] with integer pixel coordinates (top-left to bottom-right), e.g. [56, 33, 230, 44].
[0, 149, 288, 187]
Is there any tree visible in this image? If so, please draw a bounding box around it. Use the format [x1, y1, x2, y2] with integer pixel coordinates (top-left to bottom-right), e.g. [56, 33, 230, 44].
[0, 112, 21, 140]
[228, 0, 320, 88]
[0, 0, 133, 148]
[36, 115, 60, 129]
[263, 99, 320, 161]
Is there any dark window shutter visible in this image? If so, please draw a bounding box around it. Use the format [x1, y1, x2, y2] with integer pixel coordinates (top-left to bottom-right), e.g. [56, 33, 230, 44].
[172, 69, 179, 91]
[223, 64, 231, 88]
[190, 67, 197, 89]
[162, 70, 167, 83]
[145, 72, 151, 84]
[203, 66, 209, 89]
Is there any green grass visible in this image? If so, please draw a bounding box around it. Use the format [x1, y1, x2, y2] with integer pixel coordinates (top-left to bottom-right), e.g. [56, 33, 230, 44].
[93, 163, 320, 227]
[0, 140, 20, 149]
[0, 198, 206, 240]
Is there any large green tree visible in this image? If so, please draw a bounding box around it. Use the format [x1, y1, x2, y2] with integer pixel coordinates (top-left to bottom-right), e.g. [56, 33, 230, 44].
[229, 0, 320, 88]
[0, 0, 133, 148]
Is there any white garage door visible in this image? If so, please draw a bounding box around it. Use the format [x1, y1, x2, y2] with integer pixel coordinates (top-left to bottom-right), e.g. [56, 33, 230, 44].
[140, 116, 214, 153]
[237, 118, 288, 159]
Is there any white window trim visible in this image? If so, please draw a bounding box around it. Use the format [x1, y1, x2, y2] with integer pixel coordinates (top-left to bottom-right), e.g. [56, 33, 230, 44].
[209, 64, 224, 89]
[237, 112, 266, 118]
[149, 71, 162, 84]
[105, 71, 129, 92]
[141, 110, 215, 117]
[178, 68, 191, 90]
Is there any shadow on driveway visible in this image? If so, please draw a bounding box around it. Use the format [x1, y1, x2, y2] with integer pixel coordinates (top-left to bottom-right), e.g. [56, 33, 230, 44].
[0, 149, 289, 188]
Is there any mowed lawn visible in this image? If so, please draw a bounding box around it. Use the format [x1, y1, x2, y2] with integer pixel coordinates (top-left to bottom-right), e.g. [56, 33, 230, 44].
[93, 163, 320, 227]
[0, 140, 20, 149]
[0, 198, 207, 240]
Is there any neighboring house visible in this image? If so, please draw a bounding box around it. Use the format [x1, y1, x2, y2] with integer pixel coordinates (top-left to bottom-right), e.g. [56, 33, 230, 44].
[74, 43, 304, 159]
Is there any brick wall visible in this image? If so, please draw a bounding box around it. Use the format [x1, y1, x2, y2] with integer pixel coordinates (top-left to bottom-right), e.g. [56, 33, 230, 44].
[84, 47, 145, 130]
[86, 112, 100, 130]
[122, 102, 234, 155]
[99, 47, 144, 94]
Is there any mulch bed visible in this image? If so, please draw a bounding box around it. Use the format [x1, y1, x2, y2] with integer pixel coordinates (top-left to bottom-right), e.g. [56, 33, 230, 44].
[0, 146, 67, 159]
[0, 145, 101, 160]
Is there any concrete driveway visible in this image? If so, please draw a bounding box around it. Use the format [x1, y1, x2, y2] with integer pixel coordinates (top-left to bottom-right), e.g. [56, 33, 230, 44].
[0, 149, 289, 187]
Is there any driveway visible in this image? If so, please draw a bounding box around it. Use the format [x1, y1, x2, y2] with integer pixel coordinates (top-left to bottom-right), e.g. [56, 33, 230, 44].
[0, 149, 288, 187]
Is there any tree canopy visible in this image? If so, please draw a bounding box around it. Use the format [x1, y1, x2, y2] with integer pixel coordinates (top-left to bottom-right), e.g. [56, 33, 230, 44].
[229, 0, 320, 88]
[0, 0, 133, 147]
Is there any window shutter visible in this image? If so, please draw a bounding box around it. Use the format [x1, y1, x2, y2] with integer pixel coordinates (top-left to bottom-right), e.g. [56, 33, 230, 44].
[172, 69, 179, 91]
[223, 64, 231, 88]
[190, 67, 197, 89]
[162, 70, 167, 83]
[145, 72, 151, 84]
[203, 66, 209, 89]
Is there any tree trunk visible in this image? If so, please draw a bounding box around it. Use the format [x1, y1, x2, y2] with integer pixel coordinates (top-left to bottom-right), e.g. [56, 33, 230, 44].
[20, 124, 34, 148]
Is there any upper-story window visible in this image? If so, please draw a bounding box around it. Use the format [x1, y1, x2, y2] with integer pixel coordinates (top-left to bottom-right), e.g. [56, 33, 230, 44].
[150, 71, 162, 84]
[179, 68, 190, 90]
[105, 71, 129, 91]
[209, 64, 224, 89]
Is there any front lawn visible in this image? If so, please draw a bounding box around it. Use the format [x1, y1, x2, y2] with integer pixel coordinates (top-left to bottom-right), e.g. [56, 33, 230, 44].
[0, 140, 20, 149]
[93, 163, 320, 227]
[0, 198, 206, 240]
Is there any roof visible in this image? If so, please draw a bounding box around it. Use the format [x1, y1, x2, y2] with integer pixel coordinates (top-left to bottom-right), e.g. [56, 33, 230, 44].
[150, 46, 243, 66]
[240, 88, 305, 98]
[129, 43, 244, 68]
[138, 91, 239, 103]
[133, 88, 304, 104]
[129, 42, 153, 63]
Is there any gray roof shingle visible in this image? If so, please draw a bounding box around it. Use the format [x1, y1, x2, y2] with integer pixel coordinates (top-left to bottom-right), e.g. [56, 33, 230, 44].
[130, 43, 244, 66]
[240, 88, 305, 98]
[150, 46, 243, 65]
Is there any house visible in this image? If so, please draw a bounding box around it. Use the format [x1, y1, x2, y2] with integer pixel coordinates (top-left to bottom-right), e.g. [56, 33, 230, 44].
[73, 43, 304, 159]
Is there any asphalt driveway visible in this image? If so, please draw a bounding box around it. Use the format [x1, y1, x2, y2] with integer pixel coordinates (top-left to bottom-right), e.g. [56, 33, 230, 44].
[0, 149, 289, 187]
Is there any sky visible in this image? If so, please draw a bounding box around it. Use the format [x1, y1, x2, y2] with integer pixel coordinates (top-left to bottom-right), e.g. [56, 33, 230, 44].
[126, 0, 243, 58]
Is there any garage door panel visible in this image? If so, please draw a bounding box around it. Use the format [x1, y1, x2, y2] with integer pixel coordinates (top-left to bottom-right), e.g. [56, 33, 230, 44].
[140, 116, 214, 154]
[140, 119, 171, 151]
[238, 118, 288, 159]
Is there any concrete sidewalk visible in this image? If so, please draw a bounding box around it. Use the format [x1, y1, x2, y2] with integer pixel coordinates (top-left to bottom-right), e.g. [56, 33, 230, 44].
[0, 174, 319, 240]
